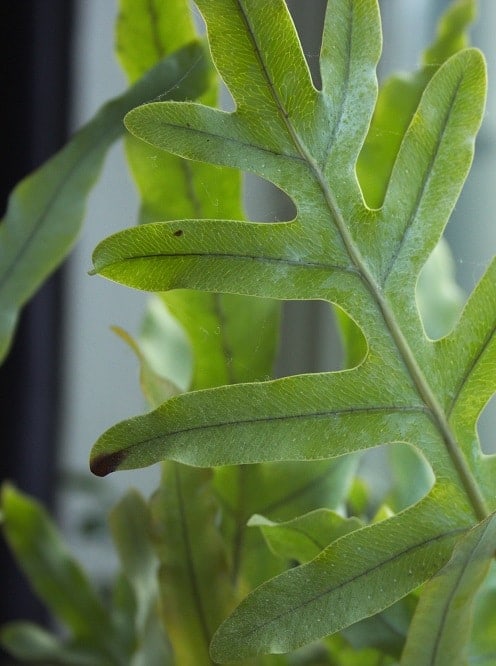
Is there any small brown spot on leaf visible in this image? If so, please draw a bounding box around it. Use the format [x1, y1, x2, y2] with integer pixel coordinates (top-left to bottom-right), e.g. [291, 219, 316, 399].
[90, 450, 127, 477]
[173, 229, 183, 237]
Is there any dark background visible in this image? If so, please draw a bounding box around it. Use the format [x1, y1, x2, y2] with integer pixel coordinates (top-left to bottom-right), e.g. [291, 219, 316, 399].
[0, 0, 74, 638]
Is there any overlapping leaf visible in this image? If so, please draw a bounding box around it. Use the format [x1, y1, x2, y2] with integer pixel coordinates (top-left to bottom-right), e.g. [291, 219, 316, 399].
[0, 485, 131, 664]
[116, 0, 355, 606]
[89, 0, 494, 660]
[401, 512, 496, 666]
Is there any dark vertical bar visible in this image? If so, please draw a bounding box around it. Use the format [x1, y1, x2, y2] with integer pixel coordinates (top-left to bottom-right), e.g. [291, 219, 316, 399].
[0, 0, 73, 630]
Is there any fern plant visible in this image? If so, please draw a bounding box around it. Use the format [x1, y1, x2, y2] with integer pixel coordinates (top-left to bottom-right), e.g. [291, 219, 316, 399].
[0, 0, 495, 664]
[87, 0, 496, 662]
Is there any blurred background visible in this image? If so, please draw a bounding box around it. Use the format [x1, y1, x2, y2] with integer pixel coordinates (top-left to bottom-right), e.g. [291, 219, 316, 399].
[0, 0, 494, 635]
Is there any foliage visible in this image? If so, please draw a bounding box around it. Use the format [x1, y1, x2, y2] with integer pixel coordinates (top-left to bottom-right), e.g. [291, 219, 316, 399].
[0, 0, 495, 665]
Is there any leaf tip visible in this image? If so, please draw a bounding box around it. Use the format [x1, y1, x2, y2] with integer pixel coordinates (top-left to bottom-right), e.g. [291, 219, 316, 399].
[90, 449, 127, 477]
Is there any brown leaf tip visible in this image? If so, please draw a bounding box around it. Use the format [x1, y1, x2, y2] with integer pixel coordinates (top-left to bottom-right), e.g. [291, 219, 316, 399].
[90, 450, 127, 477]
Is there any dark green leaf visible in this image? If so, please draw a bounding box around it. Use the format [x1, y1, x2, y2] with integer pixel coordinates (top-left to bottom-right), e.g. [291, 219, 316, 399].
[0, 622, 104, 665]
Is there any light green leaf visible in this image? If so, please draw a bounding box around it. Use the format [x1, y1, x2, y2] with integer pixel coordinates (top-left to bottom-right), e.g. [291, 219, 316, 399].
[423, 0, 476, 67]
[325, 635, 395, 666]
[108, 490, 159, 634]
[417, 239, 465, 340]
[0, 41, 209, 364]
[148, 463, 236, 666]
[163, 290, 280, 390]
[112, 324, 182, 408]
[248, 509, 362, 563]
[401, 513, 496, 666]
[386, 444, 434, 514]
[116, 0, 195, 83]
[470, 563, 496, 664]
[0, 485, 127, 664]
[90, 0, 494, 658]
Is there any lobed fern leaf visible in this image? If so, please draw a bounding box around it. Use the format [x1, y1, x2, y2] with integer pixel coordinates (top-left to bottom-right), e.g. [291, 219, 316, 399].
[89, 0, 495, 660]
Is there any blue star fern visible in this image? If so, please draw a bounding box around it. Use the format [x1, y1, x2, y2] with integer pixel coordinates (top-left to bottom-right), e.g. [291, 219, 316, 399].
[89, 0, 495, 661]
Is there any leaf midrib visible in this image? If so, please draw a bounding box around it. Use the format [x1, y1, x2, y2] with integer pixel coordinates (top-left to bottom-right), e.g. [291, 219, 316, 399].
[235, 0, 489, 521]
[96, 250, 356, 276]
[102, 404, 426, 467]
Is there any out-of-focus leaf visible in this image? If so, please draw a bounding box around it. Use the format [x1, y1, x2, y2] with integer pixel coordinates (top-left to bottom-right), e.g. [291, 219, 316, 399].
[401, 513, 496, 666]
[248, 509, 362, 563]
[163, 290, 280, 390]
[148, 463, 236, 665]
[343, 596, 416, 659]
[469, 563, 496, 665]
[109, 490, 157, 633]
[139, 296, 192, 392]
[110, 574, 138, 660]
[112, 325, 181, 408]
[116, 0, 196, 84]
[0, 622, 104, 665]
[110, 491, 173, 665]
[0, 485, 127, 664]
[0, 41, 209, 364]
[417, 239, 465, 340]
[325, 634, 395, 666]
[387, 444, 434, 514]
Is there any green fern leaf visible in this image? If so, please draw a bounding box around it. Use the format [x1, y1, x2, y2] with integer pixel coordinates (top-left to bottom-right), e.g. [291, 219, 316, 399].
[89, 0, 494, 659]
